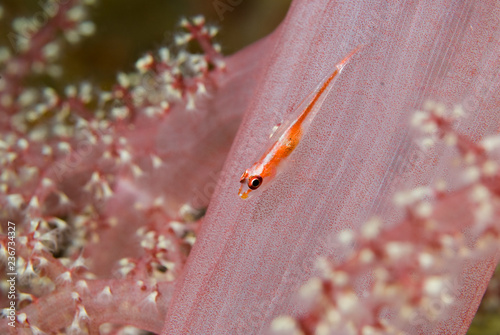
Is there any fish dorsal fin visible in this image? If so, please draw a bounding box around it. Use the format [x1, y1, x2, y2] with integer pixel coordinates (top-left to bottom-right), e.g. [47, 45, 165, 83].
[267, 46, 362, 144]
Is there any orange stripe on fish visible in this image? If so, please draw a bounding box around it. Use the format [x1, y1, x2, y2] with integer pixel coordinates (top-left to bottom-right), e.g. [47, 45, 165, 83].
[238, 46, 362, 199]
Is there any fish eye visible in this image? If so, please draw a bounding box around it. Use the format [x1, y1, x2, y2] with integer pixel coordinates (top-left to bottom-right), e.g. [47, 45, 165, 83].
[248, 175, 263, 190]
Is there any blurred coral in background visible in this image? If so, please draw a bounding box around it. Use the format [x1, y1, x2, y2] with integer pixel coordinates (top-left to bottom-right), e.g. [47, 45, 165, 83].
[0, 0, 499, 334]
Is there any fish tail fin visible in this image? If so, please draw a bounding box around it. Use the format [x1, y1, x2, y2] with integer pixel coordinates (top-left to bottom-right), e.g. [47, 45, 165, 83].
[336, 44, 366, 72]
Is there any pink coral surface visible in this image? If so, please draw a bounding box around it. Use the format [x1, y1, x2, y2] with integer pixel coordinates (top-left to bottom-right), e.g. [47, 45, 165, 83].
[162, 0, 500, 334]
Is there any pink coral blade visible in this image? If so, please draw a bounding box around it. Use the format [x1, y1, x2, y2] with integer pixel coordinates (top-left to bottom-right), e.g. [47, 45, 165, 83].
[163, 0, 500, 334]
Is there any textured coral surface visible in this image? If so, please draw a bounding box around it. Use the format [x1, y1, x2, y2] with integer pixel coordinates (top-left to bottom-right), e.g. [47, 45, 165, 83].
[162, 1, 500, 334]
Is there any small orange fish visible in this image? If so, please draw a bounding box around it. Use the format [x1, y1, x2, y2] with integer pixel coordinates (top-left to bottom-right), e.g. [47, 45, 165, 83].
[238, 47, 362, 199]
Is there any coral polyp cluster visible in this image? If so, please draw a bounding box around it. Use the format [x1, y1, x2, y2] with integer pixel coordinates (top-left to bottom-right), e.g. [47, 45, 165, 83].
[271, 102, 500, 335]
[0, 1, 225, 333]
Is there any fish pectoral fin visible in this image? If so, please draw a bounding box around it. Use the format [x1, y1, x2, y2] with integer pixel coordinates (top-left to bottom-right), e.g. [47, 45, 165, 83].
[269, 122, 282, 138]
